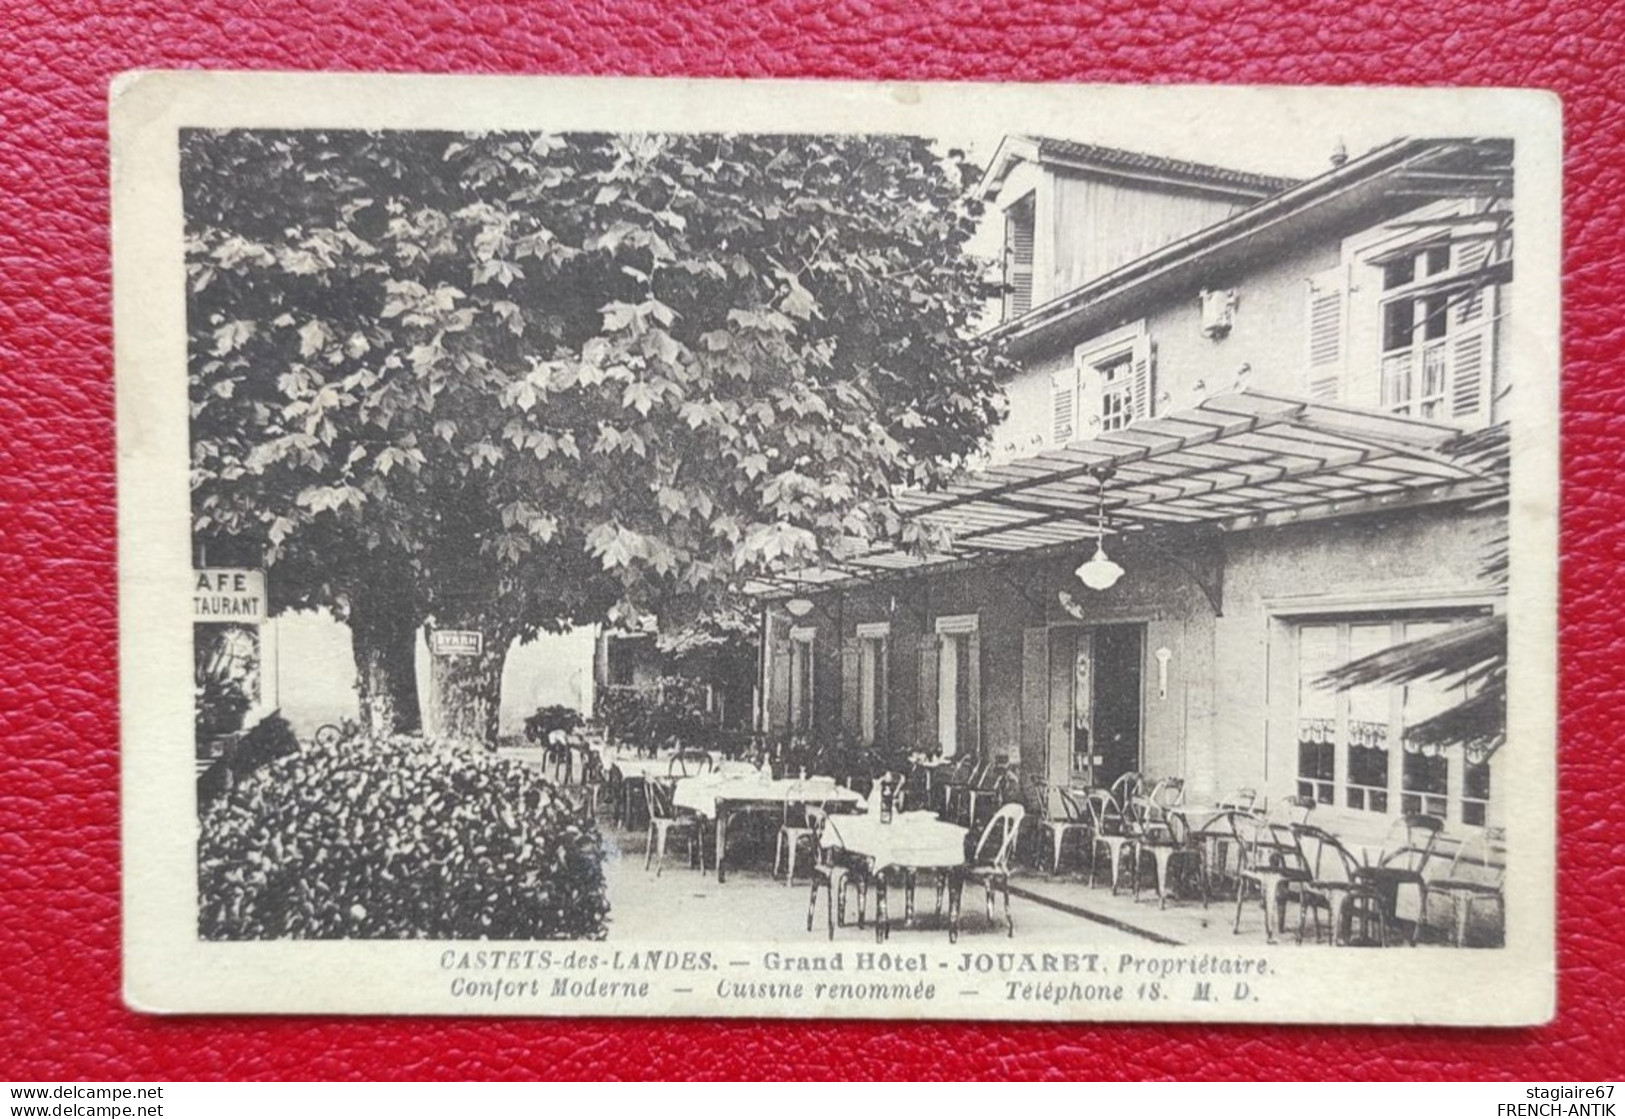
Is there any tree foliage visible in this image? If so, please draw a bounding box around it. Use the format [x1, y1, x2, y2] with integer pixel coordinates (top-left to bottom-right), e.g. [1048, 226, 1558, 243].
[185, 129, 1008, 739]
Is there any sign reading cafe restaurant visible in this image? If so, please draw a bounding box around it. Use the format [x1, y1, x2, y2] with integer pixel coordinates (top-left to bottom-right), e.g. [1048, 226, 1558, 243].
[192, 568, 266, 624]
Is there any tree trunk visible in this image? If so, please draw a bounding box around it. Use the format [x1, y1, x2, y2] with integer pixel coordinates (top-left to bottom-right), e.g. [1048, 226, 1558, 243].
[349, 587, 424, 737]
[425, 611, 512, 746]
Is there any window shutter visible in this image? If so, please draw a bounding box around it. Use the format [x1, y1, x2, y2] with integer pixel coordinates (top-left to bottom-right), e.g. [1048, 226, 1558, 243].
[1130, 335, 1154, 422]
[1051, 365, 1079, 446]
[1305, 266, 1348, 401]
[768, 636, 792, 735]
[840, 637, 861, 739]
[1021, 627, 1049, 785]
[1005, 208, 1035, 320]
[965, 628, 983, 760]
[916, 634, 939, 754]
[1448, 282, 1498, 424]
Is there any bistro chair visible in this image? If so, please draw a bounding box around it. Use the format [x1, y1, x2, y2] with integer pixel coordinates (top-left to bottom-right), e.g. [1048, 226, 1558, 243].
[1291, 823, 1388, 946]
[1273, 795, 1316, 826]
[946, 758, 995, 824]
[572, 749, 607, 819]
[1232, 814, 1311, 943]
[1132, 802, 1205, 910]
[807, 814, 868, 940]
[774, 787, 822, 886]
[1085, 788, 1139, 894]
[643, 779, 702, 877]
[1353, 813, 1444, 945]
[965, 760, 1018, 832]
[936, 754, 982, 817]
[1032, 782, 1093, 876]
[1419, 826, 1506, 947]
[1218, 787, 1259, 811]
[968, 803, 1027, 938]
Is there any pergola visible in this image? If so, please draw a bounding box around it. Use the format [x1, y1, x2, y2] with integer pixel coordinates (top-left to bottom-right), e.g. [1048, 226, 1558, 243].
[747, 391, 1500, 603]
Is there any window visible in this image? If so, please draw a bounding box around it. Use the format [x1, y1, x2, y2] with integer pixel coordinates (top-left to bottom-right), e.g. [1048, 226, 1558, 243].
[1002, 194, 1035, 322]
[1294, 616, 1491, 826]
[934, 615, 979, 759]
[1374, 239, 1498, 421]
[1056, 324, 1152, 445]
[789, 627, 815, 734]
[856, 623, 889, 746]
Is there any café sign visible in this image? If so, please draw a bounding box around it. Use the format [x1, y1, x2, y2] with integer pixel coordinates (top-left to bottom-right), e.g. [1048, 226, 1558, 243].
[193, 568, 266, 623]
[430, 629, 483, 657]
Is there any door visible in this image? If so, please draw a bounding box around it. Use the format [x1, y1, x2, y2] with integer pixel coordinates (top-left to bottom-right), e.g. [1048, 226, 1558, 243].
[1092, 625, 1144, 790]
[1047, 623, 1143, 789]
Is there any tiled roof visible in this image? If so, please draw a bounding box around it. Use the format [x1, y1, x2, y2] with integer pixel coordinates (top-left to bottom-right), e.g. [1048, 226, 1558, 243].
[1017, 135, 1300, 196]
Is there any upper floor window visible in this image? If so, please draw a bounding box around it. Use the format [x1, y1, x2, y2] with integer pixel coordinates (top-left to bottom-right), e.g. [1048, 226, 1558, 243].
[1377, 241, 1496, 421]
[1053, 323, 1152, 445]
[1309, 209, 1505, 426]
[1002, 194, 1035, 322]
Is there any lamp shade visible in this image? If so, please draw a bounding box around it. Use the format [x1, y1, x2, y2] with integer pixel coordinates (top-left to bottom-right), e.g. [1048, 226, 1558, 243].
[1075, 544, 1124, 591]
[784, 597, 816, 618]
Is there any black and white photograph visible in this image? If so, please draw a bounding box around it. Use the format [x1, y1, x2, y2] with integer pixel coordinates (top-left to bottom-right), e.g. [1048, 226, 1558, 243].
[115, 75, 1558, 1021]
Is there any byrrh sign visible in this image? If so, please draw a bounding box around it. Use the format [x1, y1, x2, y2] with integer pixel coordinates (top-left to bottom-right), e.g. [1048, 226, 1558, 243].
[192, 568, 266, 623]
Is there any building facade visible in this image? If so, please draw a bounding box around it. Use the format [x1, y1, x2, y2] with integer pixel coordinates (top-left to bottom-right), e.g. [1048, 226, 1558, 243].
[755, 136, 1512, 837]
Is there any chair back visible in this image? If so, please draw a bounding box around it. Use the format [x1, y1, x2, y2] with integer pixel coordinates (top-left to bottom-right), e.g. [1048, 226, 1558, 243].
[1378, 813, 1444, 873]
[1084, 788, 1125, 836]
[1148, 776, 1186, 811]
[1218, 787, 1258, 811]
[644, 778, 678, 822]
[1292, 823, 1361, 885]
[1435, 825, 1506, 888]
[669, 749, 714, 778]
[1272, 795, 1316, 826]
[974, 803, 1026, 873]
[1108, 771, 1145, 810]
[1057, 785, 1088, 824]
[1237, 813, 1303, 875]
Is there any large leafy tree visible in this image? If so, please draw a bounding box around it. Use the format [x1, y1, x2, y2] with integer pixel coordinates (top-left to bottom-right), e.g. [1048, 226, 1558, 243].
[186, 129, 1007, 742]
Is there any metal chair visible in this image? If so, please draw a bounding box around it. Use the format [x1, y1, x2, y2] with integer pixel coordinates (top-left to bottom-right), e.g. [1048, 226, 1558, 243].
[668, 749, 714, 778]
[1353, 813, 1444, 945]
[1232, 813, 1311, 943]
[1291, 823, 1389, 946]
[1086, 788, 1138, 894]
[807, 814, 868, 940]
[968, 803, 1027, 937]
[1420, 825, 1505, 947]
[774, 787, 821, 885]
[643, 779, 702, 876]
[1133, 803, 1205, 909]
[1033, 783, 1093, 876]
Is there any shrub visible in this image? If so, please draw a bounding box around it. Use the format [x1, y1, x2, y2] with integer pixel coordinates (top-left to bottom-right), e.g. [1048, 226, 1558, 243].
[196, 710, 300, 811]
[523, 704, 584, 747]
[198, 733, 609, 940]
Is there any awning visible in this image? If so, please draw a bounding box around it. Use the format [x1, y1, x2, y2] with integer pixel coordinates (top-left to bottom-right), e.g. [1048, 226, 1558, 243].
[748, 391, 1498, 596]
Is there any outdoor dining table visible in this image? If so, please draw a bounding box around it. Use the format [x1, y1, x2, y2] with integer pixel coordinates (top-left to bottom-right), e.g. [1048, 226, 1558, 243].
[672, 771, 863, 883]
[820, 811, 970, 942]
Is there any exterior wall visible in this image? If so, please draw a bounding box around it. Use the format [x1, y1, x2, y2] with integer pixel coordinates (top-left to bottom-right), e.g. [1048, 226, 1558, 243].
[1215, 504, 1503, 824]
[1049, 172, 1246, 299]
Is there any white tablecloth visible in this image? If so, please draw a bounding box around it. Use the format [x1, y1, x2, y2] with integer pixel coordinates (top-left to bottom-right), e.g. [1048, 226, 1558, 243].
[821, 811, 968, 870]
[671, 772, 860, 817]
[606, 754, 756, 782]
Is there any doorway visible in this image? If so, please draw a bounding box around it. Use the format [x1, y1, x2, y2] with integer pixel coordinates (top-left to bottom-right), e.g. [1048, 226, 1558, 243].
[1048, 623, 1143, 790]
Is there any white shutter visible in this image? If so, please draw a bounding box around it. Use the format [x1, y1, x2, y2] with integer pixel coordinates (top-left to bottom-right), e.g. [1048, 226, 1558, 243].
[1005, 207, 1035, 320]
[1449, 282, 1497, 425]
[1305, 266, 1348, 401]
[1130, 335, 1154, 422]
[1051, 364, 1079, 445]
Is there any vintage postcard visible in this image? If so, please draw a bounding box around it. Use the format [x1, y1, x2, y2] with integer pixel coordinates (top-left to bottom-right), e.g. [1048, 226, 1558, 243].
[114, 73, 1559, 1022]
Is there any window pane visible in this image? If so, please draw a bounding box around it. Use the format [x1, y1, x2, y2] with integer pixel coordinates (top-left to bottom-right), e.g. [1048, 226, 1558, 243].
[1425, 244, 1451, 276]
[1383, 255, 1416, 290]
[1382, 299, 1415, 351]
[1297, 626, 1338, 804]
[1346, 624, 1392, 813]
[1421, 294, 1450, 341]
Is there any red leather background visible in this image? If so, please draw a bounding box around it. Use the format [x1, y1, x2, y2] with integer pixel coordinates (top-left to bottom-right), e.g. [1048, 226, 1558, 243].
[2, 0, 1620, 1081]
